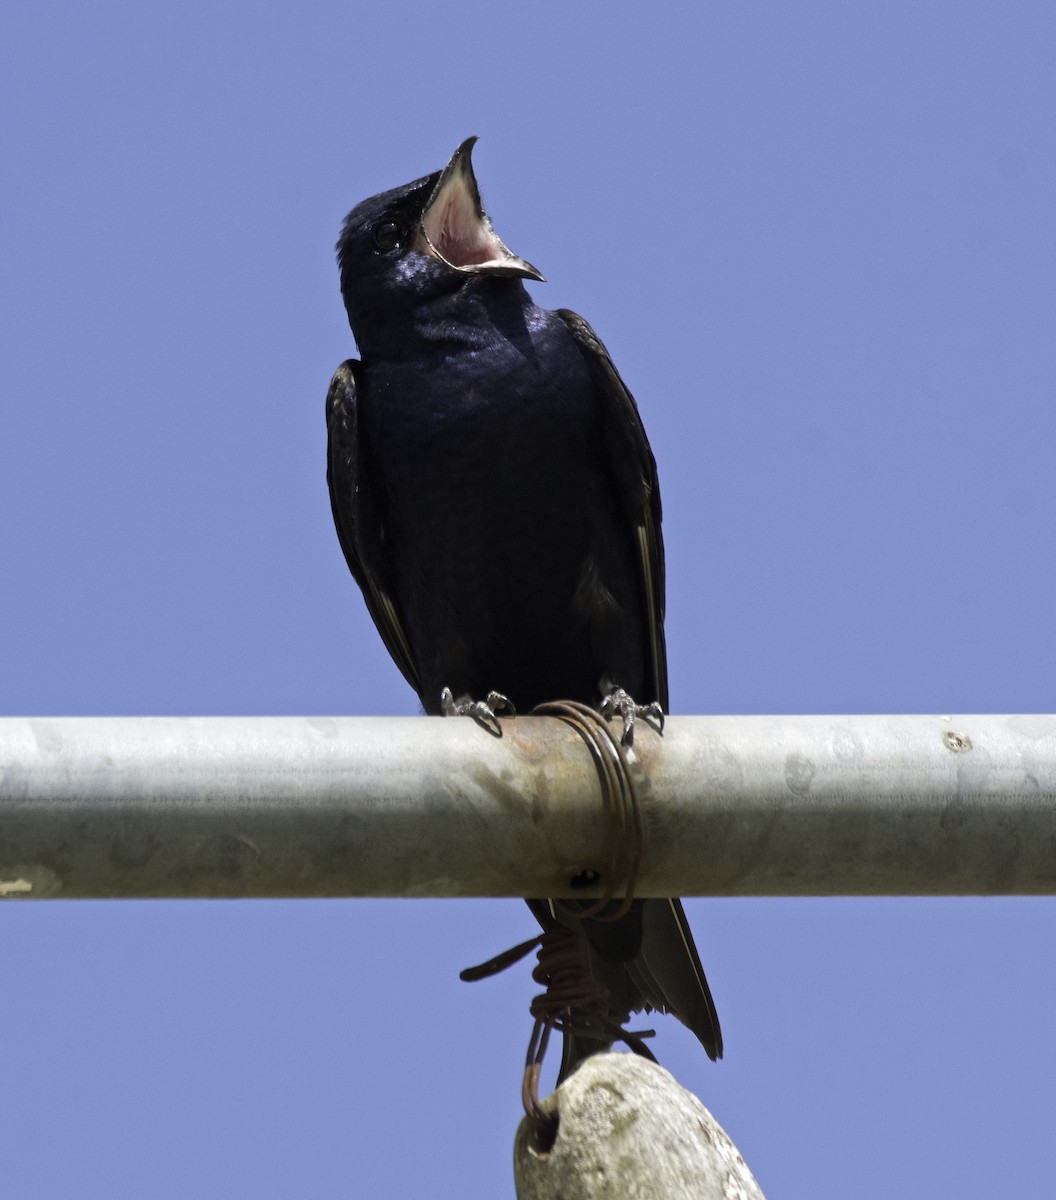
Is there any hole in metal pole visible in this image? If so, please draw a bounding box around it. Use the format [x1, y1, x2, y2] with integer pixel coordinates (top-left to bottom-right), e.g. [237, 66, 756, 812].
[569, 869, 601, 890]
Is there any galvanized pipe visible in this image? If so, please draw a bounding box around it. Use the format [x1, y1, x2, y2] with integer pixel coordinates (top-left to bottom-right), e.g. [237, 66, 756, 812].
[0, 714, 1053, 899]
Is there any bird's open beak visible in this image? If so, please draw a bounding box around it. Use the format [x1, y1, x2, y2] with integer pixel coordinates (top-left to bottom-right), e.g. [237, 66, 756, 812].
[414, 137, 545, 282]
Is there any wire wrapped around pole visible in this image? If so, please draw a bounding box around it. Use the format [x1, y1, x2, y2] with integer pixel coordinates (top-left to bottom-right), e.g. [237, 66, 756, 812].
[462, 701, 653, 1142]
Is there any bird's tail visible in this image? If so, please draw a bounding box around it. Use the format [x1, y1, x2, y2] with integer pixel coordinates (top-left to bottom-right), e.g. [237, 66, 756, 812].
[529, 896, 722, 1082]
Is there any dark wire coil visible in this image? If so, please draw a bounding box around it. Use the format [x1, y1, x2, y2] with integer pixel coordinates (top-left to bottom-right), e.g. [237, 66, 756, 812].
[460, 701, 650, 1144]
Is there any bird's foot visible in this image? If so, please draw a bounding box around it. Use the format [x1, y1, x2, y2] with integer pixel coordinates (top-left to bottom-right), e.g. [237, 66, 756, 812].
[440, 687, 517, 737]
[599, 686, 665, 746]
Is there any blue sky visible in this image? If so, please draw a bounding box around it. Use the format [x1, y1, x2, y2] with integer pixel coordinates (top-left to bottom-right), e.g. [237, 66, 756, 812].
[2, 3, 1055, 1195]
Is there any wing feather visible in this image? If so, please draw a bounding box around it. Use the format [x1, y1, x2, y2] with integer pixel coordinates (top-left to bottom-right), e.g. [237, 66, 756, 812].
[326, 361, 420, 695]
[556, 310, 668, 711]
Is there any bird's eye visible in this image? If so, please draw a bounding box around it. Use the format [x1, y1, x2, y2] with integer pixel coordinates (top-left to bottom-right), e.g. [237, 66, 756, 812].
[371, 220, 404, 252]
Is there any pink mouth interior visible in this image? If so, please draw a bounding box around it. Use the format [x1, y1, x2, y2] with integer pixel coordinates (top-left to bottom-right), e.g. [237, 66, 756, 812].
[423, 183, 504, 269]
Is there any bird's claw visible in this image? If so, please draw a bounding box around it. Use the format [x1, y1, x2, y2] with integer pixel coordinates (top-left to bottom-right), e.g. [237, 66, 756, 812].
[600, 687, 665, 746]
[440, 687, 517, 736]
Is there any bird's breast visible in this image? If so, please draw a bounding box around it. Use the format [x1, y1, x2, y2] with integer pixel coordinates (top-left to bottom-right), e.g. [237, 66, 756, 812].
[361, 340, 609, 659]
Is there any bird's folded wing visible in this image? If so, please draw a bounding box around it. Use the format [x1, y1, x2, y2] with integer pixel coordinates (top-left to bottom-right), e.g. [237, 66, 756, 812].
[326, 360, 420, 695]
[556, 310, 668, 710]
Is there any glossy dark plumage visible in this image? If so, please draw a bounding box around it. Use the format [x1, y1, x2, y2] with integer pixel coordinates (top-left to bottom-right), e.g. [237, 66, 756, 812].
[327, 138, 721, 1074]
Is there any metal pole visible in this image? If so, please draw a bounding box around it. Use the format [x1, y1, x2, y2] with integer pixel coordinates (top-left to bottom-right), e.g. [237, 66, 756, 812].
[0, 714, 1053, 899]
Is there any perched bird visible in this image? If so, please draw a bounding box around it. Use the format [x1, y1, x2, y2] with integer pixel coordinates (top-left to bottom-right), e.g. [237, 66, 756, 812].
[326, 137, 721, 1075]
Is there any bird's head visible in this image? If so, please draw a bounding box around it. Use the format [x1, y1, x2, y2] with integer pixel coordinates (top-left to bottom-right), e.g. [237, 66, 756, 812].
[336, 137, 543, 352]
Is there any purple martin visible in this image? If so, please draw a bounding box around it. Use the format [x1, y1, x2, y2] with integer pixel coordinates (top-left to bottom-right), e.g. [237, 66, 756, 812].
[326, 138, 721, 1073]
